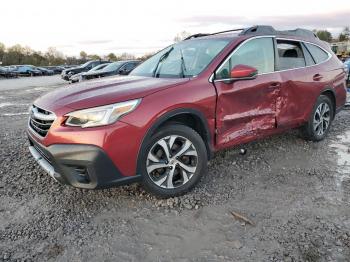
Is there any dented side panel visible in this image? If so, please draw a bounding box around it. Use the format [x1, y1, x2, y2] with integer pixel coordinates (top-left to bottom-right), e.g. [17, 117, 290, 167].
[214, 74, 282, 148]
[276, 60, 346, 127]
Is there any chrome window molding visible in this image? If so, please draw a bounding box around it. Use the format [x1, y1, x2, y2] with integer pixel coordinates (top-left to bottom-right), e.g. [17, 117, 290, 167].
[209, 35, 332, 83]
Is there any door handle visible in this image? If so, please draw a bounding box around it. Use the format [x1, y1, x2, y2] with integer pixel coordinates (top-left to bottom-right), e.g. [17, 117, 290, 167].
[313, 74, 323, 81]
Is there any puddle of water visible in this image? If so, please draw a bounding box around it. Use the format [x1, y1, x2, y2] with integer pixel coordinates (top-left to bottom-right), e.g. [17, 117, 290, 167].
[0, 102, 13, 108]
[29, 87, 51, 91]
[0, 102, 29, 108]
[1, 112, 29, 116]
[329, 130, 350, 200]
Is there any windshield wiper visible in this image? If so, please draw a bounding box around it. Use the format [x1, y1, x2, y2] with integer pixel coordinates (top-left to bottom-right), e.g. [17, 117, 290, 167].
[153, 46, 174, 77]
[179, 48, 187, 78]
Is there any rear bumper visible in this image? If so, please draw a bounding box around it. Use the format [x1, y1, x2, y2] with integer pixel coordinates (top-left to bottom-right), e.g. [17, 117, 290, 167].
[28, 135, 141, 189]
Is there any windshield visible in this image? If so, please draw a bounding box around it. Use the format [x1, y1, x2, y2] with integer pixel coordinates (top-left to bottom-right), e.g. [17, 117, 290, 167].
[102, 61, 124, 71]
[80, 61, 92, 68]
[130, 38, 230, 78]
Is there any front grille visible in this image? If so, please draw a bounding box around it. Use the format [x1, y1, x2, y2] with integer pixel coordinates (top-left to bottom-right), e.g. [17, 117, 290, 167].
[29, 105, 56, 137]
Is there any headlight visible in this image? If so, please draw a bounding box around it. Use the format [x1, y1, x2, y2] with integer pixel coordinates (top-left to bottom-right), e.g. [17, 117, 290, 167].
[65, 99, 141, 128]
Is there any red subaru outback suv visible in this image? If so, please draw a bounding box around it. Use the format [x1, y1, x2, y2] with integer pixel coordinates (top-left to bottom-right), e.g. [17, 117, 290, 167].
[28, 26, 347, 197]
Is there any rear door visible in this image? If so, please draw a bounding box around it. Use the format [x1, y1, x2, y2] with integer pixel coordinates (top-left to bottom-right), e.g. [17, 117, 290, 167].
[213, 37, 282, 147]
[275, 39, 330, 127]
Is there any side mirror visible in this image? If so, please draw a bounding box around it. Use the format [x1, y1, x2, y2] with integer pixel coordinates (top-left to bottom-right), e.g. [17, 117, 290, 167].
[230, 64, 258, 79]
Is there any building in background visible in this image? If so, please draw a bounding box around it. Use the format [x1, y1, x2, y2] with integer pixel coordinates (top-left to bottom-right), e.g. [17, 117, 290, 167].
[331, 41, 350, 58]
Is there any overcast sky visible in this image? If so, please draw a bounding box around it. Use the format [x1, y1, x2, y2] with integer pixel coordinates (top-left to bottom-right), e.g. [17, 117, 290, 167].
[1, 0, 349, 57]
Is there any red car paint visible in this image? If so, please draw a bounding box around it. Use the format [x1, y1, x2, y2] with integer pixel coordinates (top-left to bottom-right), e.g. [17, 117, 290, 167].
[28, 33, 347, 180]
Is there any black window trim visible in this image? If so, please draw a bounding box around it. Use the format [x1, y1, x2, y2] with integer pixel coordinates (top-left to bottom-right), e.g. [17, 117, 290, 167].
[210, 35, 332, 83]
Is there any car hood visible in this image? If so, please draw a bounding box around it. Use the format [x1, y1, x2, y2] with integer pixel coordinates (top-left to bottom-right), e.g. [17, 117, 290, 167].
[64, 67, 84, 74]
[71, 72, 83, 78]
[83, 69, 111, 76]
[34, 75, 189, 114]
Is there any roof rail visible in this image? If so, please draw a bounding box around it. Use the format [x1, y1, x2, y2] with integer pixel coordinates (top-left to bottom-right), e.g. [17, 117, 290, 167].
[184, 25, 318, 40]
[240, 25, 318, 39]
[184, 28, 245, 40]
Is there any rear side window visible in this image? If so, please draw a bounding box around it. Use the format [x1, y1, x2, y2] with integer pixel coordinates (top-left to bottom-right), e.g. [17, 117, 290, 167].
[277, 40, 305, 70]
[304, 43, 329, 64]
[301, 43, 315, 66]
[216, 37, 275, 79]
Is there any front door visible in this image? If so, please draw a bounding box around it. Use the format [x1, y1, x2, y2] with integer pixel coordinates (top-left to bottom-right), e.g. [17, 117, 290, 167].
[213, 37, 281, 147]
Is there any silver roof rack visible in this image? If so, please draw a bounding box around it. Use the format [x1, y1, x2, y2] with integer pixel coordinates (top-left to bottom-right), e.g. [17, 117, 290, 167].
[184, 25, 318, 40]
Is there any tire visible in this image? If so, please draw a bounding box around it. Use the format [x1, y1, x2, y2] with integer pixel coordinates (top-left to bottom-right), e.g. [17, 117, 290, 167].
[301, 95, 334, 141]
[139, 124, 208, 198]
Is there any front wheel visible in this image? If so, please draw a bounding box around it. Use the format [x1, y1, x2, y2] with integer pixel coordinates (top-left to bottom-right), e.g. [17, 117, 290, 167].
[301, 95, 334, 141]
[140, 124, 208, 198]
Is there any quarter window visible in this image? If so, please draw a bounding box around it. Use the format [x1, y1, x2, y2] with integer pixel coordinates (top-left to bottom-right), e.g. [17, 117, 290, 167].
[301, 43, 316, 66]
[304, 43, 329, 64]
[277, 40, 306, 70]
[216, 37, 275, 79]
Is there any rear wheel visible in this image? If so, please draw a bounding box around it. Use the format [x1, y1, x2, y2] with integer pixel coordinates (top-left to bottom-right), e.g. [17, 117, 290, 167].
[301, 95, 334, 141]
[140, 124, 208, 198]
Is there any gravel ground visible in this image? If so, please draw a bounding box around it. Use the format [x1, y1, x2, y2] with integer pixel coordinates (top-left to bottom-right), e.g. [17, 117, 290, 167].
[1, 76, 350, 261]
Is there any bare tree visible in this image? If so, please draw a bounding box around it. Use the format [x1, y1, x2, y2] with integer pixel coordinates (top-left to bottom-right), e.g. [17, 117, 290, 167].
[174, 31, 191, 42]
[80, 51, 87, 61]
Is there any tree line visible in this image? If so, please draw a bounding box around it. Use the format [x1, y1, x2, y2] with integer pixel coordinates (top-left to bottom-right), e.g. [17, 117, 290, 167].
[313, 27, 349, 43]
[0, 43, 154, 66]
[1, 27, 349, 66]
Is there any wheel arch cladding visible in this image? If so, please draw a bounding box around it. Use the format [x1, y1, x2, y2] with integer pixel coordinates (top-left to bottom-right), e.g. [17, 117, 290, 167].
[320, 88, 336, 118]
[136, 108, 213, 175]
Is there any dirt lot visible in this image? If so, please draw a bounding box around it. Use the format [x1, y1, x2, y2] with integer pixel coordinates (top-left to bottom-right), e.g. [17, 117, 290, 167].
[1, 76, 350, 261]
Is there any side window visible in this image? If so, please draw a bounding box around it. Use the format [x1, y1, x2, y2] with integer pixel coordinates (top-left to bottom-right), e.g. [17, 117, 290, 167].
[124, 63, 135, 71]
[216, 37, 274, 79]
[304, 43, 329, 64]
[277, 40, 306, 70]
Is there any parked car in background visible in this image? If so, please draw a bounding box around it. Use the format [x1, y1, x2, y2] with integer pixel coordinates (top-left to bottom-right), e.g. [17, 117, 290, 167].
[61, 60, 109, 81]
[344, 58, 350, 81]
[81, 60, 140, 81]
[27, 26, 347, 197]
[0, 66, 18, 78]
[15, 65, 42, 76]
[46, 66, 65, 74]
[70, 63, 110, 83]
[36, 67, 55, 76]
[344, 58, 350, 106]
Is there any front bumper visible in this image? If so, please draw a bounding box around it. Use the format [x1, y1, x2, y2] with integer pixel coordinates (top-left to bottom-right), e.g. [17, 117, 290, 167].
[28, 135, 141, 189]
[61, 74, 70, 81]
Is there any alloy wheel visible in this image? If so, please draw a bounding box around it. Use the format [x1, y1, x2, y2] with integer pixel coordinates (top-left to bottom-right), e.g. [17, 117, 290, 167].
[146, 135, 198, 189]
[313, 102, 330, 136]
